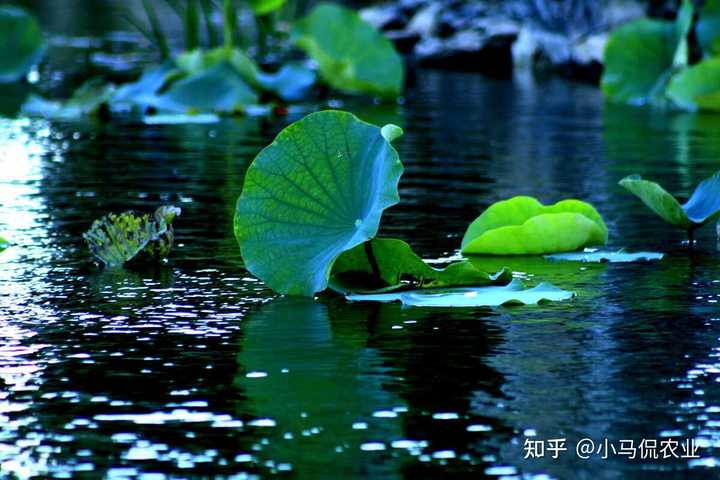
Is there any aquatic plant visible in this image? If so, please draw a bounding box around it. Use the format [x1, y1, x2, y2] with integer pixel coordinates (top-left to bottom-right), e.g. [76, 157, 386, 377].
[84, 206, 181, 268]
[293, 3, 404, 98]
[619, 171, 720, 242]
[0, 5, 45, 83]
[329, 237, 511, 294]
[234, 110, 576, 307]
[461, 196, 608, 255]
[234, 110, 404, 296]
[601, 0, 692, 106]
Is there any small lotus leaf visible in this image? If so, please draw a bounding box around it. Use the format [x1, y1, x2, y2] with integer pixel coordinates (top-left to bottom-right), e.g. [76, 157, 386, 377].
[346, 279, 575, 308]
[329, 237, 510, 293]
[234, 110, 403, 296]
[461, 196, 608, 255]
[619, 171, 720, 229]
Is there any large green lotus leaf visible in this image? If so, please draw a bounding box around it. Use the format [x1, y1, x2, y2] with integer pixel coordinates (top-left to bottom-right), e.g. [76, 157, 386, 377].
[151, 62, 257, 114]
[293, 3, 404, 98]
[461, 196, 608, 255]
[601, 0, 693, 105]
[21, 78, 115, 120]
[329, 237, 510, 293]
[234, 110, 404, 296]
[83, 206, 181, 268]
[545, 249, 664, 263]
[667, 58, 720, 111]
[248, 0, 286, 15]
[0, 6, 45, 83]
[697, 0, 720, 57]
[346, 279, 575, 307]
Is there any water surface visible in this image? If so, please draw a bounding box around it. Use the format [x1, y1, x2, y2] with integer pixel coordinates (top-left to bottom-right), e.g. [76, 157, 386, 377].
[3, 65, 720, 479]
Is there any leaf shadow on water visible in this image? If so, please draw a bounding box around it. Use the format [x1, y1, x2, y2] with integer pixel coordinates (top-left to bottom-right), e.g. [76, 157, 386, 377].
[234, 296, 516, 477]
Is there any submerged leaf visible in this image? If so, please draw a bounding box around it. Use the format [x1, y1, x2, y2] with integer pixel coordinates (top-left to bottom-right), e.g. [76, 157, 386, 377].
[619, 171, 720, 229]
[346, 279, 575, 307]
[461, 196, 608, 255]
[293, 3, 404, 98]
[234, 110, 403, 296]
[83, 205, 181, 268]
[0, 6, 45, 83]
[545, 249, 664, 263]
[601, 0, 693, 105]
[329, 237, 510, 293]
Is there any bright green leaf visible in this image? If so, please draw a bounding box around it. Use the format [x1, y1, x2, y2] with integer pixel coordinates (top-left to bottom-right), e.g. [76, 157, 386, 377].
[176, 48, 260, 87]
[234, 110, 404, 296]
[0, 236, 9, 252]
[545, 249, 664, 263]
[346, 279, 575, 307]
[667, 58, 720, 111]
[293, 3, 404, 98]
[83, 206, 181, 268]
[0, 6, 45, 83]
[461, 196, 608, 255]
[601, 0, 693, 105]
[248, 0, 286, 15]
[329, 237, 510, 293]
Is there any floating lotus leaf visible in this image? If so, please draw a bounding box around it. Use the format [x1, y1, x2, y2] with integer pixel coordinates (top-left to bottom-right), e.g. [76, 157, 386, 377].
[22, 78, 115, 120]
[234, 110, 403, 296]
[619, 171, 720, 231]
[293, 3, 404, 98]
[0, 6, 45, 83]
[329, 237, 510, 293]
[545, 249, 664, 263]
[83, 206, 181, 268]
[346, 279, 575, 308]
[461, 196, 608, 255]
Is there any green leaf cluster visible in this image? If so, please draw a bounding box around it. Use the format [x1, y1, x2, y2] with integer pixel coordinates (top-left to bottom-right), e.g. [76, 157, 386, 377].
[603, 0, 720, 112]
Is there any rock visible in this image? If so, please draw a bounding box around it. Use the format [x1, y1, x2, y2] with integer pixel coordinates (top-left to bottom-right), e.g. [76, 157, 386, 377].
[360, 4, 407, 32]
[406, 3, 441, 38]
[386, 30, 422, 55]
[415, 29, 515, 76]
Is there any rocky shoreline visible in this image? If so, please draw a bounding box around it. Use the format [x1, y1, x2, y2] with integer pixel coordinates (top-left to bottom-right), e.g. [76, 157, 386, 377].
[361, 0, 651, 83]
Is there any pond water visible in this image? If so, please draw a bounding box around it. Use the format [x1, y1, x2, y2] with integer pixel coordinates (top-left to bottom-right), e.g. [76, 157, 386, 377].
[4, 57, 720, 479]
